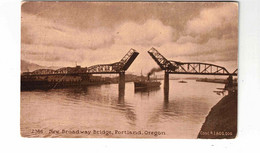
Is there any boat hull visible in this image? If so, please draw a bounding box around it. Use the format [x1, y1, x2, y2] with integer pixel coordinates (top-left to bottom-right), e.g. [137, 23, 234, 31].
[134, 81, 161, 90]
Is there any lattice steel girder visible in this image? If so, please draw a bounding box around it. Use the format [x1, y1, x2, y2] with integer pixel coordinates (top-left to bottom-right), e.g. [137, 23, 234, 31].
[87, 63, 119, 73]
[31, 69, 56, 75]
[22, 48, 139, 76]
[147, 47, 177, 70]
[147, 47, 237, 76]
[120, 48, 139, 70]
[232, 69, 238, 75]
[86, 48, 139, 73]
[168, 61, 232, 75]
[167, 72, 237, 76]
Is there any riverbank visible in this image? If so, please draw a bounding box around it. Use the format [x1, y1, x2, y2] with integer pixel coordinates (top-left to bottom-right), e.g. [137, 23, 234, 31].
[198, 92, 237, 139]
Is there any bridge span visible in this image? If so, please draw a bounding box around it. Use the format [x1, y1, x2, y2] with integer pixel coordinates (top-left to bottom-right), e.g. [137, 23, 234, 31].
[147, 47, 237, 99]
[21, 48, 139, 91]
[22, 47, 237, 101]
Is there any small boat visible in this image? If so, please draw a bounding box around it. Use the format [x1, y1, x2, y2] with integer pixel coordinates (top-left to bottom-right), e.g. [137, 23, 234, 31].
[134, 80, 161, 90]
[134, 73, 161, 90]
[178, 80, 187, 83]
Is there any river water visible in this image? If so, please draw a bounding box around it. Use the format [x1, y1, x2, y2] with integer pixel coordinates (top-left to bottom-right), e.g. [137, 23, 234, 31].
[21, 80, 225, 138]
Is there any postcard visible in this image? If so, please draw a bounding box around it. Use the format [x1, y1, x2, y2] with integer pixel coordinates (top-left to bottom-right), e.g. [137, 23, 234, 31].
[21, 1, 238, 138]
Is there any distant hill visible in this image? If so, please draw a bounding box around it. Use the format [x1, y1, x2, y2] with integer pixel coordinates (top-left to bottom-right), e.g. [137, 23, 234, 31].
[21, 60, 59, 72]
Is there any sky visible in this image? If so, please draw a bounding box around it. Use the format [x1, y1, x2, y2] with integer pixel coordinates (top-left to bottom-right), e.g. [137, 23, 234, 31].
[21, 2, 238, 75]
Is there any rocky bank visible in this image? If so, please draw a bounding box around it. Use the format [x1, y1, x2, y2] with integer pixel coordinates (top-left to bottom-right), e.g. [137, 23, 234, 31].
[198, 92, 237, 139]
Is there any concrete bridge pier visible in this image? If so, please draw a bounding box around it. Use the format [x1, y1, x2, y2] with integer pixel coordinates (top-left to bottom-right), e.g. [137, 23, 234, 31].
[118, 72, 125, 102]
[164, 72, 169, 102]
[119, 72, 125, 90]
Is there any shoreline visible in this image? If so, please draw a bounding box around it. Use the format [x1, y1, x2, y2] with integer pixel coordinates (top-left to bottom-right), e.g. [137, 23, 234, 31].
[198, 92, 237, 139]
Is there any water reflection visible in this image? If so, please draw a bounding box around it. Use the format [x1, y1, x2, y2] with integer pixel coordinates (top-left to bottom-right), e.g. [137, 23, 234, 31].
[164, 90, 169, 103]
[21, 80, 224, 138]
[134, 87, 160, 95]
[64, 87, 89, 100]
[63, 85, 137, 126]
[118, 85, 125, 104]
[117, 85, 137, 125]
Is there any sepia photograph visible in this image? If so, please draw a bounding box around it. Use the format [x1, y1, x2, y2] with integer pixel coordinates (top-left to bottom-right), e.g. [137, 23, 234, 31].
[20, 1, 238, 138]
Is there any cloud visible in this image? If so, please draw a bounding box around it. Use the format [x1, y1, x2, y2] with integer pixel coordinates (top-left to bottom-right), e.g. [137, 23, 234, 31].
[21, 14, 176, 69]
[166, 3, 239, 69]
[21, 44, 86, 65]
[114, 19, 176, 46]
[154, 36, 238, 63]
[185, 3, 238, 36]
[22, 12, 176, 49]
[21, 3, 238, 74]
[22, 13, 114, 50]
[22, 12, 175, 49]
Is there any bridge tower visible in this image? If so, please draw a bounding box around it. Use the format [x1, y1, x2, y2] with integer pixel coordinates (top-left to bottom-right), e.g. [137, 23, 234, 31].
[116, 49, 139, 94]
[81, 48, 139, 94]
[147, 47, 178, 100]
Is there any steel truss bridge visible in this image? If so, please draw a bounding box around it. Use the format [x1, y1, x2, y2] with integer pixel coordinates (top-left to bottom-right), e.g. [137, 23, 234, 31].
[148, 47, 237, 76]
[147, 47, 237, 98]
[22, 48, 139, 76]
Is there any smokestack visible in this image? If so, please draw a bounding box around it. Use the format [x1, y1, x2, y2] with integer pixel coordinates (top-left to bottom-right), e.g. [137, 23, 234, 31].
[147, 67, 162, 80]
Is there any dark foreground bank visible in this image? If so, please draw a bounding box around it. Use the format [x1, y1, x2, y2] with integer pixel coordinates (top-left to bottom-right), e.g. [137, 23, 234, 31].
[198, 92, 237, 139]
